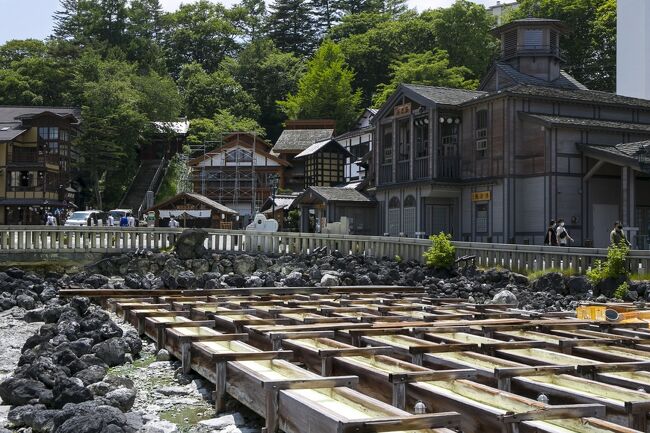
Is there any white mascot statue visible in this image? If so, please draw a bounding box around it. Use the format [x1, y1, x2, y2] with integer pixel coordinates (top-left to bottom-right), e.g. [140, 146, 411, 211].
[246, 213, 279, 232]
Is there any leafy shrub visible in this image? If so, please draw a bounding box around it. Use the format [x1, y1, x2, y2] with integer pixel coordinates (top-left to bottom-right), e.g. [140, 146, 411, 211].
[614, 281, 629, 300]
[586, 242, 630, 285]
[423, 232, 456, 269]
[394, 255, 402, 264]
[526, 267, 576, 281]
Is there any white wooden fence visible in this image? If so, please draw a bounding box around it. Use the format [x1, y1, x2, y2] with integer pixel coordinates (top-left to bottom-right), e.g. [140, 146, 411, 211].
[0, 226, 649, 275]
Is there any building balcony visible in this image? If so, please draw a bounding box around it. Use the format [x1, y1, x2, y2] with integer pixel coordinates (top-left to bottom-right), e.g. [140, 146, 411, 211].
[437, 156, 460, 180]
[7, 148, 59, 167]
[414, 157, 429, 179]
[379, 164, 393, 184]
[396, 160, 410, 182]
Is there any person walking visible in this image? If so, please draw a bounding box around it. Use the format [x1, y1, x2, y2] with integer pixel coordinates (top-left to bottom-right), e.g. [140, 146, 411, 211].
[168, 216, 179, 228]
[127, 213, 135, 227]
[107, 213, 115, 227]
[544, 220, 558, 246]
[556, 219, 574, 246]
[610, 221, 631, 246]
[119, 214, 129, 227]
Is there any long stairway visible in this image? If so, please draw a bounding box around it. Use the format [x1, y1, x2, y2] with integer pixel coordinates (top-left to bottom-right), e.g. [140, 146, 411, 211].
[119, 159, 164, 213]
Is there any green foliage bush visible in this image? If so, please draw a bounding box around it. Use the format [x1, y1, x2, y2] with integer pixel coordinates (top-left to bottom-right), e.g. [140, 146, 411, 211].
[614, 281, 630, 300]
[423, 232, 456, 270]
[586, 242, 630, 285]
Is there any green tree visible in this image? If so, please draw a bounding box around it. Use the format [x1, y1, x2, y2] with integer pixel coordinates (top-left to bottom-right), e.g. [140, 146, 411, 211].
[328, 12, 390, 41]
[178, 63, 260, 120]
[186, 111, 265, 149]
[278, 39, 361, 131]
[425, 0, 498, 79]
[334, 0, 384, 15]
[73, 57, 182, 208]
[0, 39, 48, 67]
[267, 0, 317, 56]
[508, 0, 616, 91]
[221, 39, 304, 140]
[232, 0, 268, 42]
[338, 11, 438, 103]
[372, 50, 478, 107]
[161, 0, 243, 74]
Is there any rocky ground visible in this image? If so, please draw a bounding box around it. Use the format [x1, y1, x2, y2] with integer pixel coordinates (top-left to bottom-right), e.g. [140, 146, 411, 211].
[0, 230, 645, 433]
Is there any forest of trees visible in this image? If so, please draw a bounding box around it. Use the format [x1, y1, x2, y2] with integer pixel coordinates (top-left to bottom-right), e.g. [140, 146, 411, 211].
[0, 0, 616, 207]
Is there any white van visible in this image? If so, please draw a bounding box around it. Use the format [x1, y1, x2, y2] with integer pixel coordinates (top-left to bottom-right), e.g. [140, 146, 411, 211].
[64, 210, 107, 227]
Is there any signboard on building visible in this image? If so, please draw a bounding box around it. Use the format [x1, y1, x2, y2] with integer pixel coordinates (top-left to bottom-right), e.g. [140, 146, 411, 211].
[472, 191, 491, 202]
[394, 103, 411, 117]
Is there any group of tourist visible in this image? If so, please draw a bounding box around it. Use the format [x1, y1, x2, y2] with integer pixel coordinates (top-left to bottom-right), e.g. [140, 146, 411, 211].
[544, 220, 631, 247]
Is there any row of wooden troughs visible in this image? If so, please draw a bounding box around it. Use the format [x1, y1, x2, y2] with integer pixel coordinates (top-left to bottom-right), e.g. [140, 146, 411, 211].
[60, 286, 650, 433]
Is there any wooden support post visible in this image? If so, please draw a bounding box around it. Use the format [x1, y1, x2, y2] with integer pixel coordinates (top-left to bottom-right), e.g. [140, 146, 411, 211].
[214, 361, 227, 413]
[411, 352, 423, 366]
[497, 377, 511, 392]
[392, 382, 406, 409]
[181, 340, 191, 374]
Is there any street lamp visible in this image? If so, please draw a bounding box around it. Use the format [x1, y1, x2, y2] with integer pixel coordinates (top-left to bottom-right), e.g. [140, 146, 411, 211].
[269, 174, 279, 220]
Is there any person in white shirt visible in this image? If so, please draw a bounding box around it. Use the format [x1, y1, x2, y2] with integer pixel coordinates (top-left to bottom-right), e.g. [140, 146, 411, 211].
[127, 213, 135, 227]
[168, 216, 179, 228]
[556, 219, 574, 246]
[107, 214, 115, 227]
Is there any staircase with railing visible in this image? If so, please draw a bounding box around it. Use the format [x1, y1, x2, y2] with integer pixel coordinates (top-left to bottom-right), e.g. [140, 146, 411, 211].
[118, 158, 166, 217]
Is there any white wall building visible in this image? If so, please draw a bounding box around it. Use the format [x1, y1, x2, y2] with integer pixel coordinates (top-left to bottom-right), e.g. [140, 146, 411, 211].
[617, 0, 650, 99]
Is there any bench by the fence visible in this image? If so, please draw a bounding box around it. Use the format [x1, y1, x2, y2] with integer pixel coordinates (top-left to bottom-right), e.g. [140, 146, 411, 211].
[0, 226, 648, 275]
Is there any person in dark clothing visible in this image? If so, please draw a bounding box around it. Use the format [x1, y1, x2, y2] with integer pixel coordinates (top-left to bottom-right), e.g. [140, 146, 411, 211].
[544, 220, 558, 246]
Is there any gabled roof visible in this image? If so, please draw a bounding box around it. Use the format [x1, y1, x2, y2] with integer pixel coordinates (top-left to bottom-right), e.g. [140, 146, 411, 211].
[146, 192, 238, 215]
[480, 62, 587, 91]
[402, 84, 486, 106]
[521, 113, 650, 133]
[0, 124, 28, 141]
[579, 142, 650, 173]
[494, 85, 650, 110]
[373, 84, 486, 123]
[294, 139, 354, 159]
[273, 129, 334, 152]
[260, 193, 299, 213]
[296, 186, 375, 204]
[0, 106, 81, 124]
[188, 139, 291, 167]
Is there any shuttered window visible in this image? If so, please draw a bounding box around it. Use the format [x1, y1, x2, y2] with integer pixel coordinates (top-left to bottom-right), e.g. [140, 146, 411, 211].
[403, 196, 416, 237]
[388, 197, 400, 236]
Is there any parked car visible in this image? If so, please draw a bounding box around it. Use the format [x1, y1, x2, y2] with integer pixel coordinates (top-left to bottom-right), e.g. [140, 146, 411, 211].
[109, 209, 132, 220]
[64, 210, 109, 227]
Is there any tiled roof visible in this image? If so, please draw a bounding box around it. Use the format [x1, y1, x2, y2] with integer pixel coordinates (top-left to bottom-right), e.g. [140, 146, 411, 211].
[273, 129, 334, 152]
[0, 106, 80, 123]
[403, 84, 486, 106]
[309, 186, 374, 203]
[502, 85, 650, 109]
[0, 124, 27, 141]
[522, 113, 650, 133]
[147, 192, 238, 215]
[495, 63, 587, 90]
[295, 139, 353, 159]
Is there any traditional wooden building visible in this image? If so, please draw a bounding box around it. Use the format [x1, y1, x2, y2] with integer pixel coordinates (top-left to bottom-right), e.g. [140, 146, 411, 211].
[0, 107, 80, 225]
[294, 139, 353, 188]
[272, 120, 335, 192]
[146, 192, 237, 228]
[292, 186, 376, 235]
[188, 133, 289, 224]
[372, 18, 650, 247]
[335, 109, 375, 183]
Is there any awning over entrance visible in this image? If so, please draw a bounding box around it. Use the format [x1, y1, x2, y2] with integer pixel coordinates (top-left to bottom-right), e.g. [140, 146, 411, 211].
[579, 141, 650, 173]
